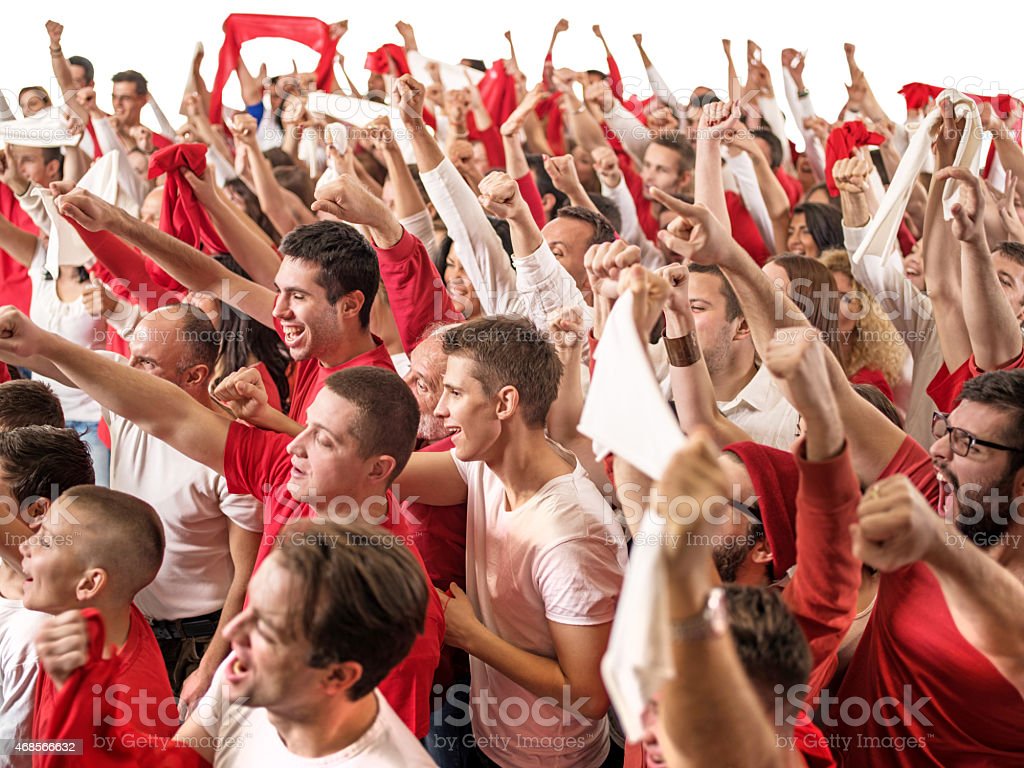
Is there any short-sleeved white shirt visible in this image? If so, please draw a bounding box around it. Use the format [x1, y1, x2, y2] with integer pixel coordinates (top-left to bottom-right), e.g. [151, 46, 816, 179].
[453, 449, 628, 768]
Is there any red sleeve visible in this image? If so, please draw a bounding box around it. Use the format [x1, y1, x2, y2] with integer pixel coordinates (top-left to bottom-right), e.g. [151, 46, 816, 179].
[223, 420, 292, 499]
[375, 228, 463, 353]
[516, 172, 547, 228]
[606, 55, 625, 102]
[879, 435, 940, 508]
[782, 440, 862, 700]
[928, 347, 1024, 413]
[849, 367, 895, 403]
[254, 361, 282, 412]
[69, 222, 155, 307]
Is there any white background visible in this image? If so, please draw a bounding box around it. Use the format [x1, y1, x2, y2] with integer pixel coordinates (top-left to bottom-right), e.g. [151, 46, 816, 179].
[3, 0, 1022, 146]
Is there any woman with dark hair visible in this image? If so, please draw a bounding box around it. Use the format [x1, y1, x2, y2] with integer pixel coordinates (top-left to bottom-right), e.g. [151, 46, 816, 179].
[786, 202, 844, 258]
[184, 253, 291, 413]
[763, 254, 844, 361]
[223, 178, 281, 245]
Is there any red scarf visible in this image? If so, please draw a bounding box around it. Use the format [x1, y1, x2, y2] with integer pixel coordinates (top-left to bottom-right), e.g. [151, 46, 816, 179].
[825, 121, 885, 196]
[148, 143, 228, 254]
[208, 13, 339, 125]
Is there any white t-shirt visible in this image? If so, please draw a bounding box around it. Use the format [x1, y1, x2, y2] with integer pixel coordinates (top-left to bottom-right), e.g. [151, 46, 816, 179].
[200, 670, 435, 767]
[28, 246, 107, 423]
[717, 364, 800, 451]
[107, 408, 263, 620]
[453, 449, 628, 768]
[0, 592, 46, 768]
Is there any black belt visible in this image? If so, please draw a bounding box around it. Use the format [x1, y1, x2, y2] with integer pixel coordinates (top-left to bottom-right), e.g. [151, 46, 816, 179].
[149, 609, 222, 641]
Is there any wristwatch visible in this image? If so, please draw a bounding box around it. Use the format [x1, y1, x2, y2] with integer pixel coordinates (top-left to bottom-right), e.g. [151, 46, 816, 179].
[671, 587, 728, 642]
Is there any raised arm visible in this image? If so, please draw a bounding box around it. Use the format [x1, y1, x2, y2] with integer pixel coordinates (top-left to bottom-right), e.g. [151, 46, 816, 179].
[0, 307, 229, 474]
[937, 167, 1024, 370]
[853, 475, 1024, 696]
[658, 433, 788, 768]
[693, 101, 736, 229]
[57, 187, 277, 328]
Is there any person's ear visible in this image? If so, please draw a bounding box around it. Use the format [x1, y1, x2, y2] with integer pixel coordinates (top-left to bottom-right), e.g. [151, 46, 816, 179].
[541, 193, 557, 214]
[365, 455, 398, 485]
[732, 317, 752, 342]
[750, 538, 773, 565]
[184, 364, 209, 389]
[76, 567, 108, 602]
[23, 497, 51, 527]
[321, 660, 363, 696]
[337, 290, 365, 323]
[680, 169, 694, 191]
[495, 384, 519, 422]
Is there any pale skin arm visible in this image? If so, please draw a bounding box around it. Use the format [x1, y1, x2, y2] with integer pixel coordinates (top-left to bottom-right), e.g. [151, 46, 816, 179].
[0, 210, 41, 267]
[693, 101, 735, 229]
[178, 523, 260, 714]
[57, 188, 277, 329]
[0, 314, 231, 475]
[182, 167, 282, 290]
[393, 451, 468, 507]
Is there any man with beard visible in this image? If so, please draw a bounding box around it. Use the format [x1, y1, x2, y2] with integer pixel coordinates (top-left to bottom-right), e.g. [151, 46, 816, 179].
[828, 370, 1024, 765]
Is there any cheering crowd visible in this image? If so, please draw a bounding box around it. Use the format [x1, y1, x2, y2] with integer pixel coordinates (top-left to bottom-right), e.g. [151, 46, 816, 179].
[0, 11, 1022, 768]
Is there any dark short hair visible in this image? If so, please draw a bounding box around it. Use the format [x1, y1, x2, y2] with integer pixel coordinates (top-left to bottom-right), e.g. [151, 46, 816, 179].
[67, 56, 95, 84]
[442, 315, 562, 428]
[725, 585, 812, 712]
[0, 380, 64, 429]
[63, 485, 164, 599]
[0, 426, 94, 506]
[263, 148, 294, 168]
[526, 154, 568, 213]
[687, 263, 743, 322]
[275, 518, 428, 700]
[111, 70, 148, 96]
[957, 371, 1024, 453]
[751, 128, 783, 170]
[279, 221, 381, 327]
[793, 203, 844, 252]
[555, 206, 617, 248]
[323, 367, 419, 482]
[993, 241, 1024, 268]
[586, 193, 622, 233]
[649, 135, 696, 175]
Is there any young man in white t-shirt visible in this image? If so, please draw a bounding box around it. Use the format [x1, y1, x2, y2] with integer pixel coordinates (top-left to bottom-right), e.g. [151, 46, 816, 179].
[396, 315, 628, 768]
[0, 425, 95, 768]
[175, 518, 436, 767]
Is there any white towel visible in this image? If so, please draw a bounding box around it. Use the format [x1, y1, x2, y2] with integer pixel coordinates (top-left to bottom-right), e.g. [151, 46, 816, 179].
[406, 50, 484, 91]
[77, 149, 141, 218]
[0, 114, 79, 148]
[33, 188, 93, 276]
[579, 292, 686, 742]
[854, 90, 981, 266]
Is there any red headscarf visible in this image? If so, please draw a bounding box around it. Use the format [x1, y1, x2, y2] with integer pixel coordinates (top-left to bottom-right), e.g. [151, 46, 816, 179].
[722, 441, 801, 578]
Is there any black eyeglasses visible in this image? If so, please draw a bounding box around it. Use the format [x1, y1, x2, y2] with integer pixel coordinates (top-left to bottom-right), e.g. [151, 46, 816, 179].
[931, 412, 1024, 457]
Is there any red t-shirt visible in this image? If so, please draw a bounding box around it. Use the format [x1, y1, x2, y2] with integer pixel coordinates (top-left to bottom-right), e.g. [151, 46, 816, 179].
[927, 348, 1024, 413]
[776, 167, 804, 211]
[826, 435, 1024, 765]
[33, 606, 176, 747]
[849, 366, 895, 403]
[0, 182, 35, 314]
[725, 191, 773, 266]
[221, 422, 444, 738]
[284, 335, 395, 424]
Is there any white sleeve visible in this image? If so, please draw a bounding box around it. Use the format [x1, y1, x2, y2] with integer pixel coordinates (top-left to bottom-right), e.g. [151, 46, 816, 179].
[844, 222, 935, 361]
[782, 71, 826, 182]
[603, 106, 652, 160]
[645, 64, 686, 122]
[400, 208, 439, 266]
[513, 240, 593, 333]
[16, 182, 50, 233]
[419, 158, 518, 316]
[724, 151, 774, 248]
[758, 96, 792, 168]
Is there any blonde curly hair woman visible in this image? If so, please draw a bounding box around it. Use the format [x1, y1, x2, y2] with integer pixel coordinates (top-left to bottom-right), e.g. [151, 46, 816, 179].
[820, 249, 908, 401]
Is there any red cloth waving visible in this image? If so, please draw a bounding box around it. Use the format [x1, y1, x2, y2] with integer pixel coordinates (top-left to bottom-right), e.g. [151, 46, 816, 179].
[824, 121, 885, 196]
[364, 43, 409, 76]
[898, 82, 943, 112]
[148, 143, 228, 255]
[208, 14, 339, 126]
